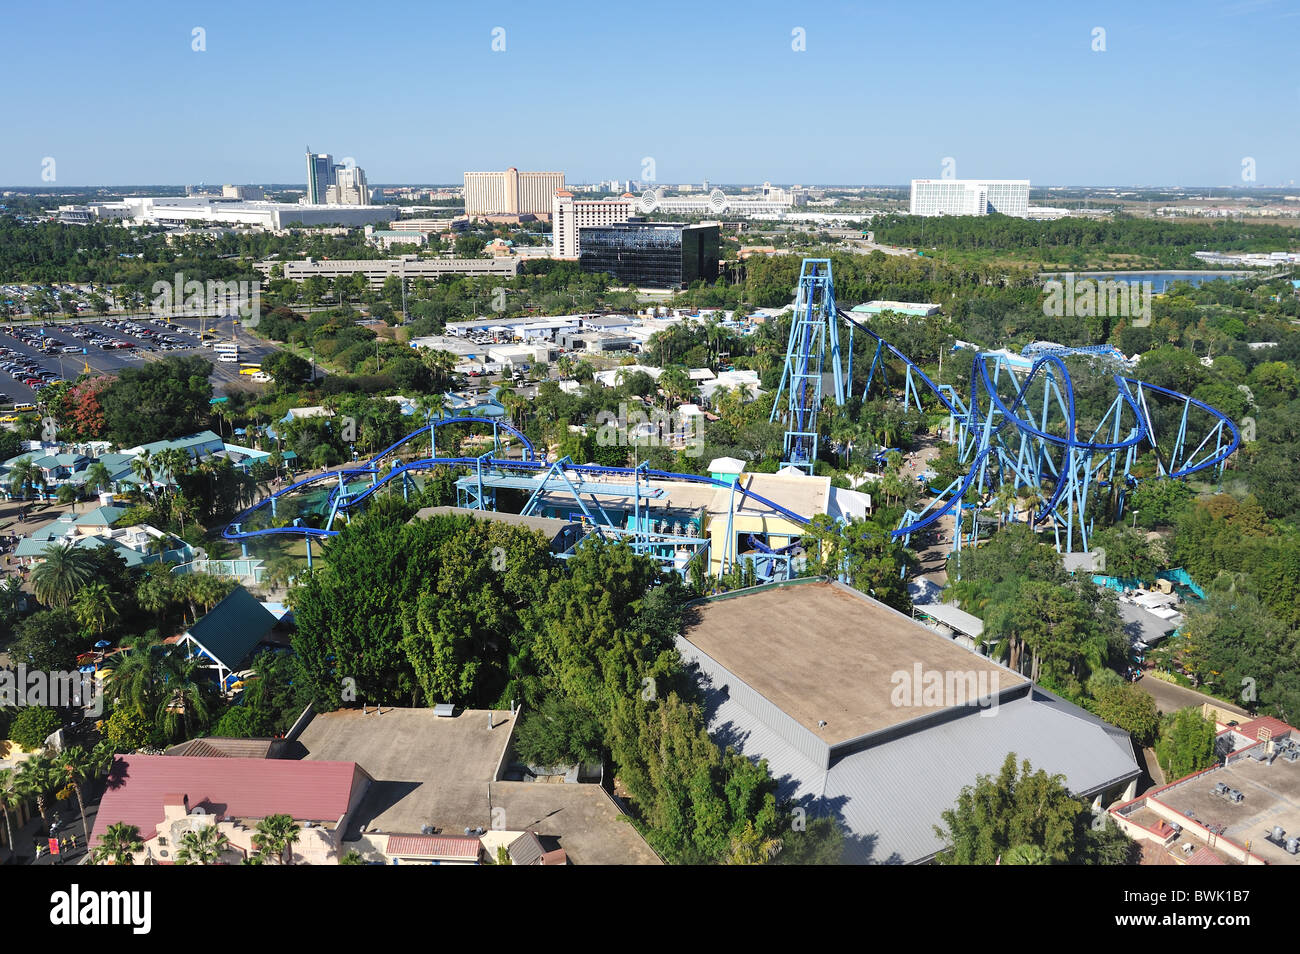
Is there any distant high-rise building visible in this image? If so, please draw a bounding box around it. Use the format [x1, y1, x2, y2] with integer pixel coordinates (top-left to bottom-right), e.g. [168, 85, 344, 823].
[306, 150, 335, 204]
[552, 190, 635, 258]
[327, 164, 370, 205]
[909, 179, 1030, 217]
[464, 169, 566, 218]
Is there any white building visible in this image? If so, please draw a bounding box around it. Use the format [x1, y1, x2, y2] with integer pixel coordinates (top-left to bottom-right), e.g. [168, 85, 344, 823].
[464, 169, 566, 217]
[909, 179, 1030, 217]
[92, 196, 397, 230]
[634, 182, 804, 219]
[551, 191, 635, 258]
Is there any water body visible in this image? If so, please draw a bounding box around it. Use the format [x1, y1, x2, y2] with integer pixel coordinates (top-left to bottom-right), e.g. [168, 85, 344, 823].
[1039, 271, 1250, 293]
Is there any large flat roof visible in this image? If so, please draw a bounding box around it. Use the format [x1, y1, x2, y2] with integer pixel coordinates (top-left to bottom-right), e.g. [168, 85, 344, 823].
[296, 708, 659, 863]
[1150, 754, 1300, 866]
[682, 581, 1026, 744]
[297, 707, 513, 836]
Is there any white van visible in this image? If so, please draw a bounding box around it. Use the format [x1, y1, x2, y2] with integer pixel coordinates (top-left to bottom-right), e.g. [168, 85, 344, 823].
[218, 353, 239, 363]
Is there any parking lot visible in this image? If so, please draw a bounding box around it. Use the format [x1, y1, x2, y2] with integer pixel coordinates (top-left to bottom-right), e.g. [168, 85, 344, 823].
[0, 313, 284, 408]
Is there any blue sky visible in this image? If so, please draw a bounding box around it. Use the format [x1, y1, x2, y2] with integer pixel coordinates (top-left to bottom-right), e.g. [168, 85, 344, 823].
[7, 0, 1300, 187]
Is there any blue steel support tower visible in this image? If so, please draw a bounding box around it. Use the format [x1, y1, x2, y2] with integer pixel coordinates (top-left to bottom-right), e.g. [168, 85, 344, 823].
[770, 259, 843, 472]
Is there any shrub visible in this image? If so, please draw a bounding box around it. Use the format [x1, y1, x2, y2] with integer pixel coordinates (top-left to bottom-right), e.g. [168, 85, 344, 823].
[8, 706, 61, 749]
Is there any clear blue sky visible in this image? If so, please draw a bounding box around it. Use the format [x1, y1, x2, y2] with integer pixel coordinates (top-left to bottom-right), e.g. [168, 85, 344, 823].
[7, 0, 1299, 187]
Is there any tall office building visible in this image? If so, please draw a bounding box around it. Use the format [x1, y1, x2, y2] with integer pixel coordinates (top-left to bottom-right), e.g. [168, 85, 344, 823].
[578, 222, 720, 288]
[327, 164, 370, 205]
[551, 190, 635, 258]
[464, 168, 566, 217]
[306, 150, 335, 204]
[909, 179, 1030, 217]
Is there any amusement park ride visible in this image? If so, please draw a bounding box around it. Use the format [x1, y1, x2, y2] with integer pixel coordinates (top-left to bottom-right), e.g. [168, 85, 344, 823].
[226, 259, 1240, 582]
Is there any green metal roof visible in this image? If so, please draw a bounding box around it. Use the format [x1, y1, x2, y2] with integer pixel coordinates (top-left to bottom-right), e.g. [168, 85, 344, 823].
[74, 505, 127, 527]
[185, 586, 279, 670]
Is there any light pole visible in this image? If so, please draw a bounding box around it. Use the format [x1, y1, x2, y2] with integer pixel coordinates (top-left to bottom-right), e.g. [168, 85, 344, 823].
[1131, 508, 1140, 529]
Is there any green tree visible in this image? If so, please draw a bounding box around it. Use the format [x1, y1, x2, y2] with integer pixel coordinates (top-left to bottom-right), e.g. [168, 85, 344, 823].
[99, 355, 214, 446]
[1155, 708, 1218, 780]
[31, 543, 96, 608]
[56, 743, 114, 844]
[72, 582, 119, 636]
[1093, 682, 1160, 746]
[9, 707, 61, 750]
[91, 822, 144, 865]
[512, 695, 603, 766]
[934, 753, 1137, 865]
[252, 813, 301, 865]
[176, 825, 231, 865]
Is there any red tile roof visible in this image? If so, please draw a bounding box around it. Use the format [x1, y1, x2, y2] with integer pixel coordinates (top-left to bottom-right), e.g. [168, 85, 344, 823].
[386, 835, 481, 859]
[1187, 847, 1226, 865]
[1236, 717, 1293, 741]
[92, 755, 367, 845]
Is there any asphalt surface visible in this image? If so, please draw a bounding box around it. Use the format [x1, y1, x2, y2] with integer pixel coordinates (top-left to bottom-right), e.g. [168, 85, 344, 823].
[0, 313, 285, 405]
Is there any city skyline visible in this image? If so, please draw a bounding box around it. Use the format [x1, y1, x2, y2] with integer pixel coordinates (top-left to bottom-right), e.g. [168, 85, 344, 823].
[5, 0, 1300, 188]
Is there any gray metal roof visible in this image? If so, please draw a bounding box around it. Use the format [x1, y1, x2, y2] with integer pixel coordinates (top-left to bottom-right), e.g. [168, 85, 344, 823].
[1117, 601, 1179, 646]
[913, 602, 985, 638]
[688, 645, 1141, 864]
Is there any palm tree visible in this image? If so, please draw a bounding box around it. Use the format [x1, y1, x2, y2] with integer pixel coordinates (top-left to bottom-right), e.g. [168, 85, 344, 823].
[176, 825, 230, 865]
[16, 754, 57, 827]
[73, 582, 119, 636]
[31, 542, 96, 607]
[252, 814, 301, 865]
[993, 482, 1018, 528]
[0, 769, 22, 855]
[84, 461, 113, 496]
[57, 744, 114, 844]
[134, 568, 174, 626]
[91, 822, 143, 865]
[155, 448, 192, 496]
[156, 654, 216, 742]
[657, 365, 694, 409]
[103, 636, 167, 716]
[7, 456, 44, 501]
[130, 449, 156, 499]
[1003, 843, 1050, 865]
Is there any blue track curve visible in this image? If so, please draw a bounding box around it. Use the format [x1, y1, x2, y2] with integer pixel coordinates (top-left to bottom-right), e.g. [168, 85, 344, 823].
[224, 338, 1242, 548]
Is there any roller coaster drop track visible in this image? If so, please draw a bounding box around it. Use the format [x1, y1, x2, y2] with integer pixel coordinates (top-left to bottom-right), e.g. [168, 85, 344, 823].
[770, 259, 1241, 556]
[225, 260, 1241, 567]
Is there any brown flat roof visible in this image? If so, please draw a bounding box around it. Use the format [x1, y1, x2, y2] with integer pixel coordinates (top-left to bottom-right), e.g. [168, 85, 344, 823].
[413, 506, 575, 536]
[682, 581, 1025, 744]
[1151, 756, 1300, 865]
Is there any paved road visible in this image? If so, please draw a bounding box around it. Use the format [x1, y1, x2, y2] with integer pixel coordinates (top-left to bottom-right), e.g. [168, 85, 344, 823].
[1135, 673, 1249, 720]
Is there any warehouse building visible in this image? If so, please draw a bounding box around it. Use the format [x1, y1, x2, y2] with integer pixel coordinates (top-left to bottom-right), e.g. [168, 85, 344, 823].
[679, 580, 1143, 863]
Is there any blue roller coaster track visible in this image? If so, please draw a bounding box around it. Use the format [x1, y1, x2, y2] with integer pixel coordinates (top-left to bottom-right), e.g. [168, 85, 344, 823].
[224, 258, 1242, 575]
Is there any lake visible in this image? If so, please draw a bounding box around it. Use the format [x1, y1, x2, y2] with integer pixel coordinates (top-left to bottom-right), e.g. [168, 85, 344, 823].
[1040, 271, 1250, 293]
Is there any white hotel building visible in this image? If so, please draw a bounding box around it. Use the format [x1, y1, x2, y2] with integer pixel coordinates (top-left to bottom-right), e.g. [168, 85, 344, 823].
[909, 179, 1030, 218]
[551, 190, 635, 258]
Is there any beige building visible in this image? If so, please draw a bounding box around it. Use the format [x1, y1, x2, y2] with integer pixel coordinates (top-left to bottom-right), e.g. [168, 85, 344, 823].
[464, 168, 565, 218]
[264, 255, 521, 288]
[551, 190, 635, 258]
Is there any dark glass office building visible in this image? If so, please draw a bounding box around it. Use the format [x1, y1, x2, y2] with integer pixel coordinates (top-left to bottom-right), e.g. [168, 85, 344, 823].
[578, 222, 719, 288]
